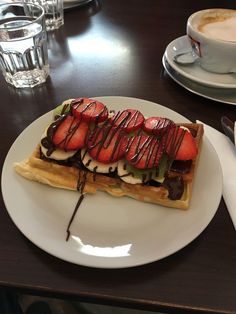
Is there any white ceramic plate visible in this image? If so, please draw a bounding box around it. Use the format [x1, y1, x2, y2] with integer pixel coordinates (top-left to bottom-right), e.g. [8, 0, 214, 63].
[165, 35, 236, 89]
[1, 96, 222, 269]
[162, 56, 236, 105]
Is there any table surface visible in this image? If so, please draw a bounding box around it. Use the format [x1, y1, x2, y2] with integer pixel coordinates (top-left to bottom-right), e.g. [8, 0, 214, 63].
[1, 1, 236, 313]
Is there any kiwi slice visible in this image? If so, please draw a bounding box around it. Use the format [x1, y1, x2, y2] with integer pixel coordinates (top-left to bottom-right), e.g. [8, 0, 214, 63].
[125, 153, 169, 183]
[125, 162, 156, 181]
[53, 101, 72, 117]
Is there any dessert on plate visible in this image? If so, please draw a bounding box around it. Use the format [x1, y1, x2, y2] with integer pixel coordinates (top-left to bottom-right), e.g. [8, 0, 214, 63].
[14, 98, 204, 210]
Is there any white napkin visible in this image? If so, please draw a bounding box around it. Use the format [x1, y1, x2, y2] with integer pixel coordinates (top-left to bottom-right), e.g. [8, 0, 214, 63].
[197, 120, 236, 229]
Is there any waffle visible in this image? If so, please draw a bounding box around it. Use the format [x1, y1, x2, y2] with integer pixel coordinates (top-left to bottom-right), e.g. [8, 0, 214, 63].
[14, 123, 203, 210]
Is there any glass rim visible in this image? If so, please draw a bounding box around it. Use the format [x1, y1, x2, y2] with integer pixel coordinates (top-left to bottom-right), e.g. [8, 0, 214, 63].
[0, 2, 45, 30]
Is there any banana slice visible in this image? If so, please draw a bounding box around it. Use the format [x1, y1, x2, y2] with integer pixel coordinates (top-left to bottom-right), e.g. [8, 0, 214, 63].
[81, 149, 117, 174]
[41, 145, 77, 161]
[117, 160, 143, 184]
[40, 129, 77, 161]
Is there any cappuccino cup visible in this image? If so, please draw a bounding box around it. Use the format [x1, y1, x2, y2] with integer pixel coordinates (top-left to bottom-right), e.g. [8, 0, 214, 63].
[187, 9, 236, 73]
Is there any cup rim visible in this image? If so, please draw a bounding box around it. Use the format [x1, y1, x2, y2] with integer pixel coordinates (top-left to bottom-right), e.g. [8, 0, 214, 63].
[187, 8, 236, 44]
[0, 2, 45, 29]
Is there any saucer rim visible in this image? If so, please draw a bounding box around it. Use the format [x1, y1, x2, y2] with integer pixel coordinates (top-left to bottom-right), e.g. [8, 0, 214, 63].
[165, 35, 236, 89]
[162, 55, 236, 106]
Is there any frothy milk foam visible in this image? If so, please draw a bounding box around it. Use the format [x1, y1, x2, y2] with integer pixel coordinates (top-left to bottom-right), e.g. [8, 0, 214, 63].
[198, 13, 236, 42]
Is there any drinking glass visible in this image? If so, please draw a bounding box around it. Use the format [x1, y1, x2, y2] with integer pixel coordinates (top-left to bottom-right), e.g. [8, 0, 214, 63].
[24, 0, 64, 31]
[0, 2, 49, 88]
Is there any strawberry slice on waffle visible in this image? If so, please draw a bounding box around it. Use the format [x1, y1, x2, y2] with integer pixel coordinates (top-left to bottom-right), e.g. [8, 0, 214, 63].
[87, 125, 128, 163]
[165, 127, 198, 160]
[52, 115, 89, 151]
[72, 98, 108, 123]
[126, 134, 164, 169]
[109, 109, 144, 133]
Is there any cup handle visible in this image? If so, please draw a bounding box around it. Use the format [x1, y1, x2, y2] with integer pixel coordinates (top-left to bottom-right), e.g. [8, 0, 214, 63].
[188, 35, 201, 57]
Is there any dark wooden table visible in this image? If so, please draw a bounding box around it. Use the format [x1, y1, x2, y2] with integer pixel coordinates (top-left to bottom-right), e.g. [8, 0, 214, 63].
[1, 1, 236, 313]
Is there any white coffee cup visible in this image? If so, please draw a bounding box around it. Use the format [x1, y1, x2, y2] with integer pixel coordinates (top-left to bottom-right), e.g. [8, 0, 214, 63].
[187, 8, 236, 74]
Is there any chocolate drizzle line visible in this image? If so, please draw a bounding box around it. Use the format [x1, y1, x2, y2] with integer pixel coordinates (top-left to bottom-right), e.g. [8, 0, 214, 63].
[41, 115, 67, 156]
[61, 102, 71, 115]
[66, 169, 88, 241]
[66, 194, 84, 241]
[72, 98, 108, 123]
[87, 120, 127, 163]
[59, 116, 83, 151]
[150, 118, 174, 135]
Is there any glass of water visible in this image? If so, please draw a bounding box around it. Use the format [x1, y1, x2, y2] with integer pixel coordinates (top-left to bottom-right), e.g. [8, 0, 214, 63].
[0, 2, 49, 88]
[24, 0, 64, 31]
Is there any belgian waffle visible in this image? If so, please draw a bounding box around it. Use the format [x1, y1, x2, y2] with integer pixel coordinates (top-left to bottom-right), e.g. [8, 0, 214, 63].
[14, 123, 203, 210]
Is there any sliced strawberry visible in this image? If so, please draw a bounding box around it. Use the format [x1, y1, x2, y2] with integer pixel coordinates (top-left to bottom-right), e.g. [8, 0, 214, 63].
[52, 115, 89, 151]
[87, 126, 128, 163]
[143, 117, 174, 135]
[72, 98, 108, 123]
[109, 109, 144, 133]
[126, 134, 164, 169]
[165, 127, 198, 160]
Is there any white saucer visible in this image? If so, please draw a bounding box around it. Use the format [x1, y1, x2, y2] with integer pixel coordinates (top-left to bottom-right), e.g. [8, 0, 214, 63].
[165, 35, 236, 89]
[162, 55, 236, 105]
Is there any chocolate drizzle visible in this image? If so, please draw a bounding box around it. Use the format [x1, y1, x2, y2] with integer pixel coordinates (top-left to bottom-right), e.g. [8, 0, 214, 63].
[66, 194, 84, 241]
[72, 98, 108, 123]
[126, 134, 164, 170]
[87, 121, 127, 163]
[41, 115, 64, 156]
[147, 117, 174, 135]
[41, 114, 68, 156]
[111, 109, 141, 129]
[163, 176, 184, 200]
[61, 102, 72, 115]
[165, 127, 186, 160]
[66, 169, 88, 241]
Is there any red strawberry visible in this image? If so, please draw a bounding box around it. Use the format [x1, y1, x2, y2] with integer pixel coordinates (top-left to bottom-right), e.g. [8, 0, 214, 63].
[126, 134, 164, 169]
[52, 115, 89, 151]
[166, 127, 198, 160]
[87, 126, 128, 163]
[143, 117, 174, 135]
[109, 109, 144, 133]
[72, 98, 108, 123]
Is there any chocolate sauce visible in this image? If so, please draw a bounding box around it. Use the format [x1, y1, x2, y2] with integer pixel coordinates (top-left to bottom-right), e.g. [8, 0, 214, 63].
[61, 103, 71, 115]
[66, 169, 88, 241]
[189, 127, 197, 138]
[66, 194, 84, 241]
[126, 135, 164, 171]
[163, 176, 184, 200]
[87, 121, 127, 163]
[165, 127, 186, 160]
[41, 114, 67, 156]
[111, 109, 141, 129]
[170, 160, 192, 174]
[149, 118, 174, 135]
[72, 98, 108, 123]
[40, 148, 83, 168]
[145, 180, 162, 187]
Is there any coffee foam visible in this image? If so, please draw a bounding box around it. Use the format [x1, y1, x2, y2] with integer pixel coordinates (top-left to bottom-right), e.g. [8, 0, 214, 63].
[198, 13, 236, 42]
